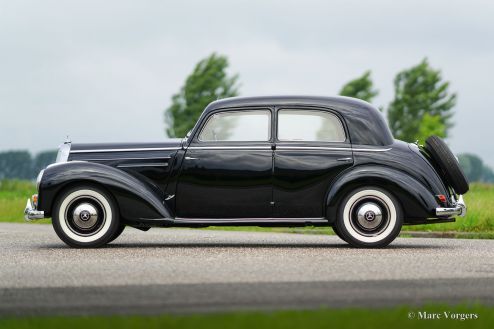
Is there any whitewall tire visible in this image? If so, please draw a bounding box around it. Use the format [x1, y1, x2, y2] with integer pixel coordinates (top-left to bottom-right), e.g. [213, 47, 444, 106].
[335, 187, 403, 248]
[52, 185, 120, 248]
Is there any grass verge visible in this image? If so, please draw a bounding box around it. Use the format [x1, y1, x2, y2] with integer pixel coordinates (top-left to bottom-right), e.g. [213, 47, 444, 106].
[0, 304, 492, 329]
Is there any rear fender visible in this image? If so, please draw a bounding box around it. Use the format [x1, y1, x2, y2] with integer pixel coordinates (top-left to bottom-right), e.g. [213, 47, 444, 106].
[325, 165, 439, 223]
[38, 161, 172, 221]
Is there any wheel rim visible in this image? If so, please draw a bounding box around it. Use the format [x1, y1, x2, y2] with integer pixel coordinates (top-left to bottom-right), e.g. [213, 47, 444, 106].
[58, 189, 113, 243]
[64, 196, 106, 236]
[342, 189, 397, 243]
[349, 197, 390, 237]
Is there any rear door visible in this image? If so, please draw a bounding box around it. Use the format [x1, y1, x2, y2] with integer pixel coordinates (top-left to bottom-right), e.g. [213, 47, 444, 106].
[273, 108, 353, 218]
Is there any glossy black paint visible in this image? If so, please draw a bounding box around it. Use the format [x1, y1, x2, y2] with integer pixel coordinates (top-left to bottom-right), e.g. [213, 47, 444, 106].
[273, 143, 353, 218]
[39, 161, 173, 221]
[177, 144, 273, 218]
[37, 96, 452, 227]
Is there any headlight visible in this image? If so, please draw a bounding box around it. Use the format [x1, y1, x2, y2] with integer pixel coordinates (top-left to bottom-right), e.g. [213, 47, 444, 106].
[36, 170, 44, 191]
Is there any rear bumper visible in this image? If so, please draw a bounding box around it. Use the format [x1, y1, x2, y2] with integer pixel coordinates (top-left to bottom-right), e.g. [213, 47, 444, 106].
[24, 197, 44, 221]
[435, 195, 466, 217]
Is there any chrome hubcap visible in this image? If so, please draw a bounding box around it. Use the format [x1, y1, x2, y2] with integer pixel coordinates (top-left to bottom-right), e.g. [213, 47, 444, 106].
[356, 202, 383, 230]
[64, 195, 106, 236]
[348, 195, 390, 237]
[72, 203, 98, 229]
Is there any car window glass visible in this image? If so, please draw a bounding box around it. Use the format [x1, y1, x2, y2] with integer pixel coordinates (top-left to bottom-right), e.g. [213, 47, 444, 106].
[278, 110, 346, 142]
[199, 110, 271, 142]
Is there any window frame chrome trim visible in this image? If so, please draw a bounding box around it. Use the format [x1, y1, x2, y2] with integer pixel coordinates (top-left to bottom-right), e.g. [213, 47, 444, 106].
[186, 145, 391, 152]
[197, 109, 272, 143]
[188, 146, 272, 150]
[276, 108, 347, 143]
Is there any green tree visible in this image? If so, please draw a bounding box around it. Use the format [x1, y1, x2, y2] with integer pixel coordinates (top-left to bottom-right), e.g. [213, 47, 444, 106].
[416, 113, 446, 144]
[0, 151, 32, 179]
[387, 59, 456, 142]
[339, 71, 378, 102]
[165, 53, 240, 137]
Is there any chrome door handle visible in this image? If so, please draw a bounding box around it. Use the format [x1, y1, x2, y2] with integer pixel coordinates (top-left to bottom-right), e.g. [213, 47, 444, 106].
[336, 157, 352, 162]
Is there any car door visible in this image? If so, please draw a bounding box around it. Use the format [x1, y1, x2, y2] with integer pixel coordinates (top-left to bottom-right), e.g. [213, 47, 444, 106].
[176, 108, 274, 219]
[273, 107, 353, 218]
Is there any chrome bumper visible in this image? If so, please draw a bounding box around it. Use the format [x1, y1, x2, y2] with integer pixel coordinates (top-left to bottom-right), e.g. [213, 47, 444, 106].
[24, 198, 44, 221]
[435, 195, 466, 217]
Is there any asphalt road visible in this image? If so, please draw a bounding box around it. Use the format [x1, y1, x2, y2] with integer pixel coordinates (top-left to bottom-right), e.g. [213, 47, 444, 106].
[1, 223, 494, 316]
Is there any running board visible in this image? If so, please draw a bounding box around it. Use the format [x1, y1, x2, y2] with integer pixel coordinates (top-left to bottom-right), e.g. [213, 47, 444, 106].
[173, 217, 329, 226]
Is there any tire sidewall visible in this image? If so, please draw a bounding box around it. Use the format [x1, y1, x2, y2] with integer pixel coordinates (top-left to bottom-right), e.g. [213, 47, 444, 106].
[52, 185, 120, 248]
[425, 136, 469, 194]
[336, 186, 403, 248]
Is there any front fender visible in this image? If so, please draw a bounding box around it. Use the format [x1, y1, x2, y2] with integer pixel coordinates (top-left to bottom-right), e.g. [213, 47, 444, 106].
[326, 165, 439, 223]
[38, 161, 172, 221]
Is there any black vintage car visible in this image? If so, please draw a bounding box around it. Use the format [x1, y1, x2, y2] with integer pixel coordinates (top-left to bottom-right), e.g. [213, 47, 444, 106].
[25, 96, 468, 248]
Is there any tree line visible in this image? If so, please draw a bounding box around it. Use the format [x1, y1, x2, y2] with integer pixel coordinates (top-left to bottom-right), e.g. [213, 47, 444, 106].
[0, 150, 56, 180]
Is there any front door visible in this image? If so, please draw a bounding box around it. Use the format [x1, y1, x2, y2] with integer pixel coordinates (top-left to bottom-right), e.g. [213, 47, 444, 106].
[176, 108, 274, 218]
[273, 108, 354, 218]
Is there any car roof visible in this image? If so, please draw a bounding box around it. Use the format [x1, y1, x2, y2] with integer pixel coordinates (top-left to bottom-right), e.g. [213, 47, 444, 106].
[204, 95, 373, 113]
[198, 95, 394, 146]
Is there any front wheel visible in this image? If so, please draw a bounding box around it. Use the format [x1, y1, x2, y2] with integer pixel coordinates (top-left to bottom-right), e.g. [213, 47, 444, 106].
[335, 187, 403, 248]
[52, 185, 120, 248]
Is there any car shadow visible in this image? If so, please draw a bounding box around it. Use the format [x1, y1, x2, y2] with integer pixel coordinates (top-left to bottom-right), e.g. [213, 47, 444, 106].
[39, 241, 448, 250]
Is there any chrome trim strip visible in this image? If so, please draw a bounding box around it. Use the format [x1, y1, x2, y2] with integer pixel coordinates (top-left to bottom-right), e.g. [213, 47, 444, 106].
[188, 146, 271, 150]
[81, 157, 171, 161]
[117, 163, 169, 168]
[187, 146, 391, 152]
[70, 147, 179, 153]
[277, 146, 391, 152]
[353, 148, 392, 152]
[277, 146, 351, 151]
[174, 218, 328, 224]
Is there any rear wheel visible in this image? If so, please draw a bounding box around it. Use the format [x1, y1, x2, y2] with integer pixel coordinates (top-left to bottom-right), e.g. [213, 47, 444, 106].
[52, 185, 120, 248]
[335, 187, 403, 248]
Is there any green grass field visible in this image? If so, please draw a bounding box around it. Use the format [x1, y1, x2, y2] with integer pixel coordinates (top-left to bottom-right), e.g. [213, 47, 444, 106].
[0, 304, 492, 329]
[1, 179, 493, 235]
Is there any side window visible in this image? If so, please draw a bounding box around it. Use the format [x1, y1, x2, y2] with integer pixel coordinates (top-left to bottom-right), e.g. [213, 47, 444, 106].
[278, 109, 346, 142]
[199, 110, 271, 142]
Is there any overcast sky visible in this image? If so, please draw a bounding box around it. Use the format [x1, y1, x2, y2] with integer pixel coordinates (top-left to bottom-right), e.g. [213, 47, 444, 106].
[1, 0, 493, 165]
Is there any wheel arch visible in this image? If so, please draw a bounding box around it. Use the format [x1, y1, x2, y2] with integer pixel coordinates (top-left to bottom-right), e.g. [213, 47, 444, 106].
[325, 165, 438, 224]
[38, 161, 173, 222]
